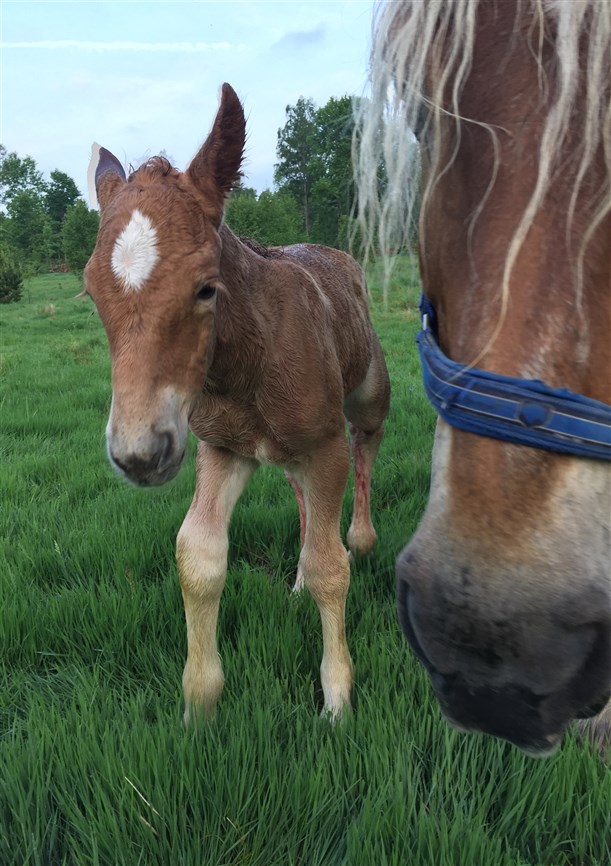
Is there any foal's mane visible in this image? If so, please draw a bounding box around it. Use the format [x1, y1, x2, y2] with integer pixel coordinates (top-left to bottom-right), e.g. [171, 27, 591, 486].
[356, 0, 611, 315]
[237, 236, 286, 259]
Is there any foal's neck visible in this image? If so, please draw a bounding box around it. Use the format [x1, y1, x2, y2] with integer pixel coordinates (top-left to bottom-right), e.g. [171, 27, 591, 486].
[208, 226, 271, 387]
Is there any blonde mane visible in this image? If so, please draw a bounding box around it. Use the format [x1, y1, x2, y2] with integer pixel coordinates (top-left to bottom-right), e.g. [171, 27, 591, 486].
[355, 0, 611, 323]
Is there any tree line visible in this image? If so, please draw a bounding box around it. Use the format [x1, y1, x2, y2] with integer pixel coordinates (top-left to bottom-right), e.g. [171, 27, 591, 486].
[228, 94, 359, 250]
[1, 92, 365, 302]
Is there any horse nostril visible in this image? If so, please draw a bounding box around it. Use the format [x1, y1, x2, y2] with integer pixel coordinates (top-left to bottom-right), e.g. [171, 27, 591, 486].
[155, 430, 176, 470]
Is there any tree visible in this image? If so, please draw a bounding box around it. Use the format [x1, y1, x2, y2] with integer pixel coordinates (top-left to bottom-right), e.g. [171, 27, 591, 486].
[225, 190, 260, 239]
[274, 97, 318, 236]
[45, 170, 81, 227]
[274, 95, 363, 251]
[256, 190, 303, 245]
[225, 187, 304, 247]
[62, 200, 99, 273]
[0, 243, 23, 304]
[5, 190, 47, 266]
[310, 96, 357, 248]
[0, 148, 47, 209]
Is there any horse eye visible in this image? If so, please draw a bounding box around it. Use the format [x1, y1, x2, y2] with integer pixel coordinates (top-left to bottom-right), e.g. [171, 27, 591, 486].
[196, 283, 216, 301]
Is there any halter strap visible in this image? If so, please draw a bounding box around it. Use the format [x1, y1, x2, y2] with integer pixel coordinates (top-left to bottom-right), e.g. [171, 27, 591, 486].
[417, 295, 611, 460]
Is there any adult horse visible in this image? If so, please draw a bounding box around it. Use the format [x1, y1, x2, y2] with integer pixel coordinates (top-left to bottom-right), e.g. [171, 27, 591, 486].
[85, 84, 390, 722]
[357, 0, 610, 755]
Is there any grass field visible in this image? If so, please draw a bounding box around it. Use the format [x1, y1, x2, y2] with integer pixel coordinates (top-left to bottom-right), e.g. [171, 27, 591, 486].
[1, 266, 609, 866]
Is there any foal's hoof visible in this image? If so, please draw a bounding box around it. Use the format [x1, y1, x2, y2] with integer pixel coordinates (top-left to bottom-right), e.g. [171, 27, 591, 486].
[347, 525, 378, 558]
[320, 702, 353, 725]
[183, 700, 217, 728]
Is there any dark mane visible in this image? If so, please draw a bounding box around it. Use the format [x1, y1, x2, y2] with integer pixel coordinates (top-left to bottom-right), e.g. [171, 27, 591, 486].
[238, 236, 286, 259]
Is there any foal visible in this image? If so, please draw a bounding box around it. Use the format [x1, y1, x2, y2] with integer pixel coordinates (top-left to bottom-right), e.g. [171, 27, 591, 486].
[85, 84, 390, 721]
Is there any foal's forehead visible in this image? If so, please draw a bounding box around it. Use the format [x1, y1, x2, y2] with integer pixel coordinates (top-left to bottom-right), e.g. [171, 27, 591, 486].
[94, 181, 217, 293]
[109, 207, 160, 292]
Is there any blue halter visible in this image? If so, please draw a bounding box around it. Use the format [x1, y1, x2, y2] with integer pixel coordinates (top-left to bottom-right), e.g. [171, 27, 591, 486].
[417, 295, 611, 460]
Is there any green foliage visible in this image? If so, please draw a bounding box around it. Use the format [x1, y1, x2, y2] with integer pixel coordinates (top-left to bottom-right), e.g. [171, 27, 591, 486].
[255, 190, 303, 245]
[225, 187, 305, 246]
[0, 244, 23, 303]
[274, 95, 362, 251]
[310, 96, 357, 247]
[46, 169, 81, 228]
[1, 268, 609, 866]
[274, 97, 318, 235]
[225, 188, 261, 238]
[0, 146, 47, 207]
[4, 189, 48, 267]
[62, 200, 100, 273]
[1, 147, 88, 273]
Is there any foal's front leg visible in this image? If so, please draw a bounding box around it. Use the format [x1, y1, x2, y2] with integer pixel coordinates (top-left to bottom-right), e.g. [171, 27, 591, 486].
[292, 435, 353, 717]
[176, 442, 257, 723]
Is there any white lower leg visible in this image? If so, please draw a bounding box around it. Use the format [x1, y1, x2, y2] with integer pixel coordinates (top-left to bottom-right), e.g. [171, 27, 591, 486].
[300, 543, 353, 716]
[176, 445, 256, 723]
[177, 522, 228, 722]
[319, 601, 353, 717]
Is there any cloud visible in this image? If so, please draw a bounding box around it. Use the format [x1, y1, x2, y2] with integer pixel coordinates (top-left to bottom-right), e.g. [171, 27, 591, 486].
[2, 40, 243, 53]
[272, 25, 325, 52]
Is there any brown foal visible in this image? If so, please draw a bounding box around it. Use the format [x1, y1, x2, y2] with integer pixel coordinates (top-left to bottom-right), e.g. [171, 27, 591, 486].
[85, 83, 390, 721]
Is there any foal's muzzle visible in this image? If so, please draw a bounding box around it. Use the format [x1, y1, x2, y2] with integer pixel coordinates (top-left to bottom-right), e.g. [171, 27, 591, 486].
[108, 427, 185, 486]
[105, 388, 190, 486]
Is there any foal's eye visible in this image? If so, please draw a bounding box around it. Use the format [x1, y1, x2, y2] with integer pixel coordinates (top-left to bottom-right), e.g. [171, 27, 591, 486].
[196, 283, 217, 302]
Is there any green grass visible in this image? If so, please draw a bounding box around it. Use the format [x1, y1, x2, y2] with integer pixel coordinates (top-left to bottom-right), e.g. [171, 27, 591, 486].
[1, 267, 609, 866]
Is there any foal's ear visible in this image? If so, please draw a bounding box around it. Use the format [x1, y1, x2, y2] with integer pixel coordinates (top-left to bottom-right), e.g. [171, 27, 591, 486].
[186, 83, 245, 221]
[88, 143, 127, 211]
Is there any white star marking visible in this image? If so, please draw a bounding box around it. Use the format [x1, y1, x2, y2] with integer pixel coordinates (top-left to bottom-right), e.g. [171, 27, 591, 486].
[111, 209, 159, 291]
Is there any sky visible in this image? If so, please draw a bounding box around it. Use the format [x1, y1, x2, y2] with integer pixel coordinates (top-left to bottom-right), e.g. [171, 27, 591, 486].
[1, 0, 377, 202]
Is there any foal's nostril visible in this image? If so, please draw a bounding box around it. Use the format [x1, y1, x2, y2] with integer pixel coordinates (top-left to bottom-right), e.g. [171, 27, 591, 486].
[156, 430, 176, 470]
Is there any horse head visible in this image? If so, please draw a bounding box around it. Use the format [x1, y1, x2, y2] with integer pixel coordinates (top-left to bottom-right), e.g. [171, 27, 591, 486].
[84, 84, 245, 485]
[359, 0, 611, 754]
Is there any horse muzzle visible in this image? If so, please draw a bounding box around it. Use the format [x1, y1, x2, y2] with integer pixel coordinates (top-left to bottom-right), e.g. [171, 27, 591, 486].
[105, 390, 189, 486]
[107, 428, 186, 486]
[396, 546, 611, 756]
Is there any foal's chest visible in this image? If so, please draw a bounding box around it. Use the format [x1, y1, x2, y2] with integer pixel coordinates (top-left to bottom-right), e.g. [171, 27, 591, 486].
[188, 392, 293, 465]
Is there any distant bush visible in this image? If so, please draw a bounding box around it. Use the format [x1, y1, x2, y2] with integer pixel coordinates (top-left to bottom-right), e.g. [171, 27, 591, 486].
[0, 246, 23, 304]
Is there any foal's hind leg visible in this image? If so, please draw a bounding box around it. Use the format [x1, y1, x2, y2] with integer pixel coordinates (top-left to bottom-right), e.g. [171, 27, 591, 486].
[284, 469, 306, 592]
[292, 434, 353, 717]
[177, 442, 257, 723]
[344, 337, 391, 557]
[347, 423, 385, 556]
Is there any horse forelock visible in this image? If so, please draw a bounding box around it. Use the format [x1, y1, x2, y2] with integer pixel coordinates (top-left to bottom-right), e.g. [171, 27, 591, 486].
[356, 0, 611, 314]
[128, 156, 180, 184]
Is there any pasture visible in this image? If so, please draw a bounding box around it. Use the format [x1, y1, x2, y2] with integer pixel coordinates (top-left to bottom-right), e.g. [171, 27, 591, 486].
[1, 266, 609, 866]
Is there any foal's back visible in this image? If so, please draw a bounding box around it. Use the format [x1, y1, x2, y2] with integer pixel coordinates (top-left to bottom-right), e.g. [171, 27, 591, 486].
[279, 242, 378, 398]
